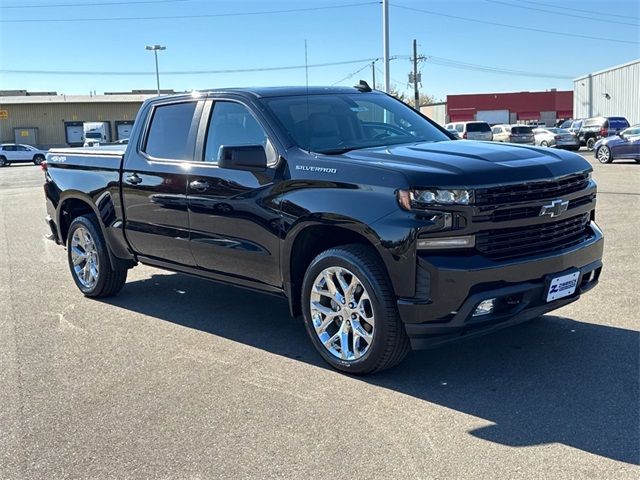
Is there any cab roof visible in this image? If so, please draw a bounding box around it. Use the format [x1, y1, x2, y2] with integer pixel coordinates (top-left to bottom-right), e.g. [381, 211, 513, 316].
[149, 86, 381, 103]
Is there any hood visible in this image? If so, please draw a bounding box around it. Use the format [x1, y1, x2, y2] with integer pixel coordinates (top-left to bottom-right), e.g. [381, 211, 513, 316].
[341, 140, 590, 187]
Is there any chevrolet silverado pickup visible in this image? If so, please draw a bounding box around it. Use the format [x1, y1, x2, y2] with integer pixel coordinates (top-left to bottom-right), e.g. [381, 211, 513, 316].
[44, 84, 604, 374]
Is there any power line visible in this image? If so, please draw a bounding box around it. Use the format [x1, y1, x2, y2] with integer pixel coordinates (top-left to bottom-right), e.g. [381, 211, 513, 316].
[0, 0, 189, 8]
[0, 57, 380, 76]
[374, 66, 405, 87]
[525, 0, 638, 21]
[331, 64, 372, 86]
[426, 55, 575, 79]
[391, 54, 575, 79]
[391, 3, 640, 45]
[484, 0, 639, 27]
[0, 1, 378, 22]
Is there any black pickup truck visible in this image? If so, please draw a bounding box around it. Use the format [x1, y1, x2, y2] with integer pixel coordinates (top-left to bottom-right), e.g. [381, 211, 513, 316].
[44, 85, 604, 374]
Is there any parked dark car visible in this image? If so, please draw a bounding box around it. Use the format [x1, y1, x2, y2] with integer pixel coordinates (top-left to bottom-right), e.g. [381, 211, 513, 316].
[43, 85, 603, 374]
[578, 116, 630, 150]
[594, 124, 640, 163]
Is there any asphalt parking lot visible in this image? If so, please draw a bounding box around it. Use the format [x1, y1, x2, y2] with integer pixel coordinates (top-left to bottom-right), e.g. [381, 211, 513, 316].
[1, 152, 638, 479]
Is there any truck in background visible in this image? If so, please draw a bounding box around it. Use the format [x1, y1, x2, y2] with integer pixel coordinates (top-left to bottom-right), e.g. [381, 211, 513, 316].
[83, 122, 110, 147]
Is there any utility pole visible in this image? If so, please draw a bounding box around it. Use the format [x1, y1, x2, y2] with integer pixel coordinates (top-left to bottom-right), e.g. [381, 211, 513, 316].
[371, 61, 376, 90]
[382, 0, 390, 93]
[412, 39, 419, 110]
[408, 39, 426, 111]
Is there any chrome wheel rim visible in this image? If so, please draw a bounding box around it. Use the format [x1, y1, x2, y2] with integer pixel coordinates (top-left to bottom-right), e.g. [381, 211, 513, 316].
[71, 227, 99, 289]
[309, 266, 375, 361]
[597, 147, 610, 162]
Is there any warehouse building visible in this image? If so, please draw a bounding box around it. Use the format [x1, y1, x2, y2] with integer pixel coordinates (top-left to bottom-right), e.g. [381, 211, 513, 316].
[573, 59, 640, 125]
[0, 91, 161, 148]
[445, 90, 573, 126]
[420, 102, 447, 126]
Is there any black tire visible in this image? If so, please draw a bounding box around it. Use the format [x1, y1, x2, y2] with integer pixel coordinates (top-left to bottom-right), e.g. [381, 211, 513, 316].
[33, 154, 45, 165]
[301, 244, 410, 375]
[586, 137, 596, 151]
[596, 145, 613, 164]
[0, 156, 7, 167]
[540, 140, 548, 147]
[66, 215, 127, 297]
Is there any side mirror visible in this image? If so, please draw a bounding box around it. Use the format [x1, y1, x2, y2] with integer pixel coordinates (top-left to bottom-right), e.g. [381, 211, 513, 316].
[218, 145, 267, 172]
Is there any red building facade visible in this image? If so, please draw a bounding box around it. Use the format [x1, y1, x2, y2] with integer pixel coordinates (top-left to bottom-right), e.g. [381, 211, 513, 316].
[446, 90, 573, 125]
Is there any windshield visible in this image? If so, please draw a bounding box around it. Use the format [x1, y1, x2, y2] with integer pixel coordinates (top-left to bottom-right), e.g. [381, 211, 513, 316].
[261, 93, 449, 154]
[85, 132, 102, 139]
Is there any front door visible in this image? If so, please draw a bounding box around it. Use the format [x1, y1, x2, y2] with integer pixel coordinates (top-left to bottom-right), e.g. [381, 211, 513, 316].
[617, 127, 640, 158]
[187, 99, 282, 289]
[121, 99, 203, 266]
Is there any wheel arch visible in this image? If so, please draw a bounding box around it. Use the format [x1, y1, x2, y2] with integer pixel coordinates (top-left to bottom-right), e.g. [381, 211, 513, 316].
[283, 218, 388, 318]
[57, 193, 133, 270]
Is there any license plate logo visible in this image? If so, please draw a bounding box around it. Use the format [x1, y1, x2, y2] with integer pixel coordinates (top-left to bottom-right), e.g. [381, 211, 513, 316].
[547, 272, 580, 302]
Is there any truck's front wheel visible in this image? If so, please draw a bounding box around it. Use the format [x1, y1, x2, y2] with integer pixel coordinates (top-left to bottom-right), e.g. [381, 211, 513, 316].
[67, 215, 127, 297]
[301, 244, 410, 374]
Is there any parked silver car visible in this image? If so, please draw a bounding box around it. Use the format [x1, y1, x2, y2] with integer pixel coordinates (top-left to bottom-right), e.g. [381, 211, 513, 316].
[0, 143, 48, 166]
[444, 121, 493, 141]
[491, 125, 535, 144]
[533, 128, 580, 150]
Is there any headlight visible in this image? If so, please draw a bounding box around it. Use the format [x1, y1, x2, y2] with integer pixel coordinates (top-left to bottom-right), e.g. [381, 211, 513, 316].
[397, 188, 472, 210]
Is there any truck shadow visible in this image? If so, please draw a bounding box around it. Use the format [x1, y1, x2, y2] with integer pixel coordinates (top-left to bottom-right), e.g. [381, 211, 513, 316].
[104, 271, 639, 466]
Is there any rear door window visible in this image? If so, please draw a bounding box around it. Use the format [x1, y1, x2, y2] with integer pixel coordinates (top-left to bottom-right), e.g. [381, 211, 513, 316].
[143, 101, 198, 160]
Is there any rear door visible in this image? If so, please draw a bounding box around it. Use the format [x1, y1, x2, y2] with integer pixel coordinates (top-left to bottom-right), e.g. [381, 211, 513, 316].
[186, 97, 282, 289]
[121, 99, 204, 266]
[1, 145, 18, 161]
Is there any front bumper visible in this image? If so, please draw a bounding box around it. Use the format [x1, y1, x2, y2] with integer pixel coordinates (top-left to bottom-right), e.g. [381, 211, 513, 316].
[398, 221, 604, 349]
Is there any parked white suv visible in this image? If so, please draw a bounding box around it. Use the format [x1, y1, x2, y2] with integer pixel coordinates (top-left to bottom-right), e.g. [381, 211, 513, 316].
[491, 125, 535, 145]
[444, 121, 493, 141]
[0, 144, 48, 166]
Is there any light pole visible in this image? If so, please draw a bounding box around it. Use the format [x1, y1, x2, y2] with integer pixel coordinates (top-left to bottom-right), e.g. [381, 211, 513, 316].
[145, 45, 166, 95]
[382, 0, 390, 93]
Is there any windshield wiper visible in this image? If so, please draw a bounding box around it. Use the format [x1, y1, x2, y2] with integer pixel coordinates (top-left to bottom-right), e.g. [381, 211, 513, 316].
[316, 146, 364, 155]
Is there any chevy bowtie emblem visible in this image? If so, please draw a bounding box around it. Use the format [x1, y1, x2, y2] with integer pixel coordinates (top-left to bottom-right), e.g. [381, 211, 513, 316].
[540, 199, 569, 218]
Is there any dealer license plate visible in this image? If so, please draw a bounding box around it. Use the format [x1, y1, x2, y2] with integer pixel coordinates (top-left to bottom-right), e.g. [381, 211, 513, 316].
[547, 271, 580, 302]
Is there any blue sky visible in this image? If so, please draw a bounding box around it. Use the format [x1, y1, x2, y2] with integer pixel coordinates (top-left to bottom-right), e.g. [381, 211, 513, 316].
[0, 0, 638, 99]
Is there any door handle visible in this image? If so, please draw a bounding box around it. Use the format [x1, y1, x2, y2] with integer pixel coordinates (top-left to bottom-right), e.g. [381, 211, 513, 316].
[125, 173, 143, 185]
[189, 179, 210, 192]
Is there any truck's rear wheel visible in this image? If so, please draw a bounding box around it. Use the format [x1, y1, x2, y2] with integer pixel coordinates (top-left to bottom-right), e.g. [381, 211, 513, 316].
[301, 244, 410, 374]
[586, 137, 596, 150]
[67, 215, 127, 297]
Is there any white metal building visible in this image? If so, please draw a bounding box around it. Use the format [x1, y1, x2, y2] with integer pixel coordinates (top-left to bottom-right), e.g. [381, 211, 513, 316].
[573, 59, 640, 125]
[420, 102, 447, 126]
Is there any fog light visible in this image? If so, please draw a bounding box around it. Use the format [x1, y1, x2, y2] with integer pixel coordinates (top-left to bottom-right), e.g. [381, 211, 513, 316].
[416, 235, 475, 250]
[473, 298, 496, 316]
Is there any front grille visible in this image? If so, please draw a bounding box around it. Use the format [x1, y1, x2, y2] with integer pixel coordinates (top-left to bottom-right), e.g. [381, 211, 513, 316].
[490, 193, 596, 222]
[476, 213, 591, 260]
[475, 173, 589, 205]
